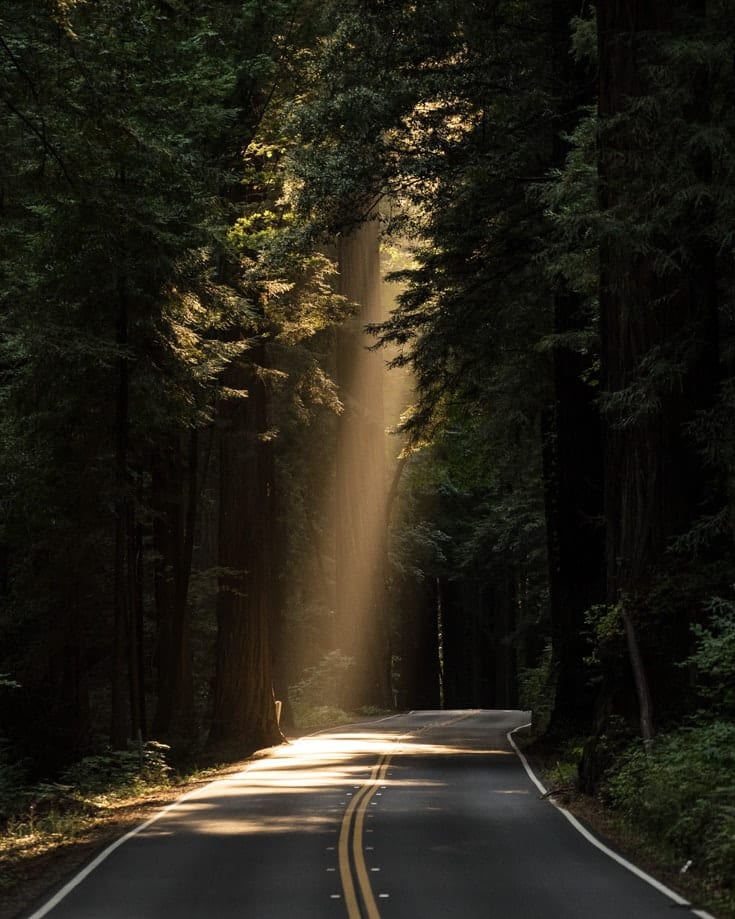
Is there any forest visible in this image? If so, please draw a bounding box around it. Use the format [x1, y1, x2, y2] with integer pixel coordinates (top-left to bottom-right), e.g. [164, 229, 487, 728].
[1, 0, 734, 912]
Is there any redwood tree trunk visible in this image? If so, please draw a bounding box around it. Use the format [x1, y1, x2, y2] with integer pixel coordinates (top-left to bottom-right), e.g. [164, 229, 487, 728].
[597, 0, 719, 744]
[207, 352, 281, 758]
[543, 0, 605, 738]
[151, 431, 198, 741]
[111, 280, 135, 749]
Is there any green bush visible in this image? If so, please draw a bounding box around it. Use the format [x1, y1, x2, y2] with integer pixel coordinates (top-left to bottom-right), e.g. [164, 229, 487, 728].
[0, 750, 30, 821]
[288, 650, 355, 710]
[689, 597, 735, 715]
[60, 741, 172, 796]
[517, 643, 554, 731]
[604, 722, 735, 888]
[290, 704, 353, 731]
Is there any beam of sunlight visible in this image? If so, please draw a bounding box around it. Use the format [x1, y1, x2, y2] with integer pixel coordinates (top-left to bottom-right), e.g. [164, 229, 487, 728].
[335, 218, 391, 708]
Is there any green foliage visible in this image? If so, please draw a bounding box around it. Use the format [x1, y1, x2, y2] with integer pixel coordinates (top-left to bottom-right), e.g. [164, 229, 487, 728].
[60, 742, 172, 795]
[0, 0, 352, 771]
[0, 749, 29, 823]
[545, 737, 586, 796]
[290, 705, 353, 732]
[517, 644, 554, 732]
[605, 723, 735, 897]
[689, 596, 735, 715]
[288, 650, 355, 710]
[0, 0, 244, 739]
[290, 0, 561, 710]
[584, 603, 625, 667]
[0, 741, 171, 858]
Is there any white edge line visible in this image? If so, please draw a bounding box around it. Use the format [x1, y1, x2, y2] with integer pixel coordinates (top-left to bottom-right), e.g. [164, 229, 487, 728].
[507, 724, 719, 919]
[24, 775, 237, 919]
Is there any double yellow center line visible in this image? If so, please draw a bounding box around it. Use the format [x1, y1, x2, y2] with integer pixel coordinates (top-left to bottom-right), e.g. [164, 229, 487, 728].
[338, 753, 393, 919]
[336, 714, 475, 917]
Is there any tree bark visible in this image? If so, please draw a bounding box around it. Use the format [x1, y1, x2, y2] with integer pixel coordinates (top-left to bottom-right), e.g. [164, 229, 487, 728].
[597, 0, 719, 743]
[542, 0, 605, 739]
[394, 574, 441, 710]
[207, 351, 282, 758]
[151, 430, 199, 741]
[111, 279, 132, 749]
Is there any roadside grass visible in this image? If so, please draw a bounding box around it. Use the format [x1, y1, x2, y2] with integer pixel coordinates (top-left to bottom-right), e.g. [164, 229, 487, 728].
[520, 729, 735, 919]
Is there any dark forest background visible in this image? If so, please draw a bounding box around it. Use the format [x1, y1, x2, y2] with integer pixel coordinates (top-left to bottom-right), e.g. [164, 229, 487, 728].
[1, 0, 734, 910]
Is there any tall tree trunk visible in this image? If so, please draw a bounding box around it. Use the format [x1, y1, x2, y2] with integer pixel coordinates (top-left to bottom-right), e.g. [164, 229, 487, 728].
[492, 572, 517, 710]
[207, 351, 281, 758]
[543, 0, 605, 738]
[111, 281, 131, 750]
[270, 475, 295, 730]
[126, 511, 145, 743]
[597, 0, 719, 745]
[152, 430, 200, 741]
[335, 216, 391, 709]
[394, 574, 441, 710]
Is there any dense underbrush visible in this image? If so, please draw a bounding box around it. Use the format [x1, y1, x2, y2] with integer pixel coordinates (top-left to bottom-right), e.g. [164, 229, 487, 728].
[526, 720, 735, 919]
[601, 721, 735, 917]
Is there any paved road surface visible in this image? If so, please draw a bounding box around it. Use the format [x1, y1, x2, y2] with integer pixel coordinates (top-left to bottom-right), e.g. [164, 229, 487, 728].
[24, 710, 711, 919]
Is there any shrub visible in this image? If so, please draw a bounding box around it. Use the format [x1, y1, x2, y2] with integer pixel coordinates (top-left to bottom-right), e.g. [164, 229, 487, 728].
[288, 650, 355, 710]
[0, 749, 30, 821]
[290, 705, 353, 731]
[689, 597, 735, 715]
[60, 741, 172, 796]
[517, 643, 554, 731]
[604, 722, 735, 889]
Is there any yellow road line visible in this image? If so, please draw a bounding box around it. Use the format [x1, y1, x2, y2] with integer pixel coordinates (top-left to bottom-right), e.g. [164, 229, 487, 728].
[339, 756, 387, 918]
[351, 756, 392, 919]
[338, 712, 476, 917]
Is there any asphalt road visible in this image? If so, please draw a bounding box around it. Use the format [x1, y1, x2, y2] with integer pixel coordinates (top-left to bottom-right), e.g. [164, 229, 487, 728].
[24, 710, 712, 919]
